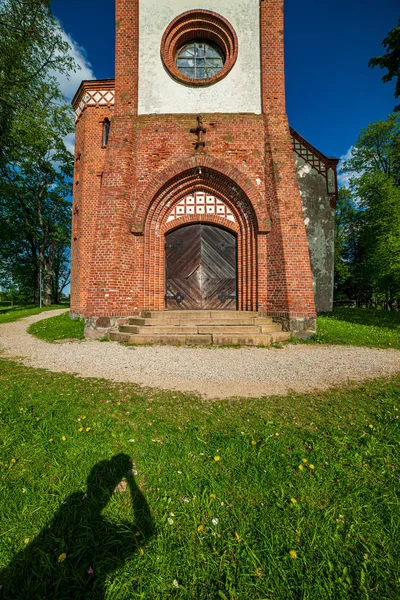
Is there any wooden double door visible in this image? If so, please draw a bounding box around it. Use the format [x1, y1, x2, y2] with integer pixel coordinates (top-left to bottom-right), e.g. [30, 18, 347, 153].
[165, 224, 237, 310]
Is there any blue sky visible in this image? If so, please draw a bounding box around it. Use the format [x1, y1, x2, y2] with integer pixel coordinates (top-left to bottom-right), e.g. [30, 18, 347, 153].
[53, 0, 399, 175]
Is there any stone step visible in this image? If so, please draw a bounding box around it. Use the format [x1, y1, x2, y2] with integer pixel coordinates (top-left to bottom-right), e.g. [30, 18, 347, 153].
[129, 317, 273, 326]
[141, 310, 261, 320]
[270, 331, 291, 343]
[109, 332, 212, 345]
[197, 325, 263, 334]
[212, 334, 273, 347]
[260, 324, 285, 333]
[120, 325, 199, 335]
[110, 331, 290, 347]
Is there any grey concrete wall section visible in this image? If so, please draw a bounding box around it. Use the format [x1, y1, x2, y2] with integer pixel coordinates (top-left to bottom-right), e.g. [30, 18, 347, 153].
[138, 0, 262, 115]
[295, 154, 335, 313]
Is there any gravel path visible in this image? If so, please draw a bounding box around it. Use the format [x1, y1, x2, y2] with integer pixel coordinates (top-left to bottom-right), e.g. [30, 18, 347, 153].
[1, 309, 400, 399]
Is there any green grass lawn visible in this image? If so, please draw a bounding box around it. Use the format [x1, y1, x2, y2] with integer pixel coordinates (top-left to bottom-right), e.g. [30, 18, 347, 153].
[0, 304, 68, 325]
[306, 308, 400, 349]
[0, 359, 398, 599]
[28, 311, 85, 342]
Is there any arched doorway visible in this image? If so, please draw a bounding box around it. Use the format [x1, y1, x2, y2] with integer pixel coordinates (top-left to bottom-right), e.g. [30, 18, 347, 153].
[165, 224, 237, 310]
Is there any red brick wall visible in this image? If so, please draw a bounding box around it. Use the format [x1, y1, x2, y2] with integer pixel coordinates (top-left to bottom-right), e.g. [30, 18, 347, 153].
[71, 0, 316, 323]
[70, 105, 114, 314]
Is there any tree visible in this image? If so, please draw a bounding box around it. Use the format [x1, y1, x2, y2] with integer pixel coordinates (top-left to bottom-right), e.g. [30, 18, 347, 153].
[0, 0, 78, 305]
[369, 18, 400, 111]
[0, 91, 74, 306]
[339, 114, 400, 308]
[342, 113, 400, 184]
[334, 187, 358, 298]
[0, 0, 75, 163]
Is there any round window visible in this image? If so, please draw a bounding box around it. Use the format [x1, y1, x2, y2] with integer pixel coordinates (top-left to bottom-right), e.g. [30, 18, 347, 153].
[161, 10, 238, 87]
[176, 41, 224, 81]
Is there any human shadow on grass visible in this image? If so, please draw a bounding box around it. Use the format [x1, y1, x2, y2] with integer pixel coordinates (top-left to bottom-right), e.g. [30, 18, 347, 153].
[0, 453, 155, 599]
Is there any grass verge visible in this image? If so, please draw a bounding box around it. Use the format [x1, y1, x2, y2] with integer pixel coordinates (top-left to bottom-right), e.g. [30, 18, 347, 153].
[0, 359, 398, 599]
[304, 308, 400, 349]
[28, 311, 85, 342]
[0, 304, 68, 325]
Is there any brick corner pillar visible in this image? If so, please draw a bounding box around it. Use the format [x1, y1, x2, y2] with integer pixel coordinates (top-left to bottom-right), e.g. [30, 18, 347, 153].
[84, 0, 140, 329]
[260, 0, 316, 334]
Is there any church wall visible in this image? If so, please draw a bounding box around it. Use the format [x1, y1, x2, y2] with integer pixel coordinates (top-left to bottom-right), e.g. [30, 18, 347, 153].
[138, 0, 262, 115]
[70, 0, 322, 335]
[70, 106, 114, 317]
[132, 113, 267, 224]
[295, 154, 335, 313]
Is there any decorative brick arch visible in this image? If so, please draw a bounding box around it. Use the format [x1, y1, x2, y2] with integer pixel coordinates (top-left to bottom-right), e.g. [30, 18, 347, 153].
[131, 155, 270, 235]
[141, 164, 265, 311]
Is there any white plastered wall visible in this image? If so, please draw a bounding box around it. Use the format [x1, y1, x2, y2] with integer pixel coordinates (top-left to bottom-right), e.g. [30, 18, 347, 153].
[138, 0, 262, 115]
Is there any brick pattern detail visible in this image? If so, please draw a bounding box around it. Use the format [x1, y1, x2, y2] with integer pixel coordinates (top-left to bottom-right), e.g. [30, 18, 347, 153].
[70, 0, 319, 323]
[291, 127, 339, 205]
[166, 191, 236, 224]
[160, 9, 238, 87]
[73, 82, 115, 122]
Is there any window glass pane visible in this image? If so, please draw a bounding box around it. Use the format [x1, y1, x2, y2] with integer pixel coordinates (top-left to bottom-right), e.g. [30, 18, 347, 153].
[179, 46, 195, 58]
[206, 46, 222, 59]
[177, 58, 195, 68]
[195, 44, 205, 58]
[176, 41, 224, 80]
[205, 58, 223, 67]
[196, 68, 205, 79]
[179, 67, 195, 78]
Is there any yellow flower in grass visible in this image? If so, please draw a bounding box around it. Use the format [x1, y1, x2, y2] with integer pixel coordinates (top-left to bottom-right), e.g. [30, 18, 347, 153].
[79, 427, 84, 432]
[290, 498, 297, 505]
[210, 494, 216, 499]
[86, 427, 91, 432]
[214, 456, 220, 462]
[235, 531, 241, 542]
[49, 438, 54, 443]
[251, 440, 257, 445]
[369, 424, 374, 429]
[302, 458, 308, 463]
[298, 465, 304, 471]
[197, 525, 204, 532]
[58, 553, 67, 562]
[62, 436, 66, 441]
[309, 464, 315, 470]
[11, 458, 16, 463]
[289, 550, 297, 559]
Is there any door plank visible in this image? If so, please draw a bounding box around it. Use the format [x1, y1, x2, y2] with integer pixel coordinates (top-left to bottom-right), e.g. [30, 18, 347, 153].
[165, 224, 237, 310]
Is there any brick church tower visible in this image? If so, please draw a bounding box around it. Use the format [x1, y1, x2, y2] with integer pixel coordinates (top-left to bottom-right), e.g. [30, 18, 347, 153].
[71, 0, 338, 340]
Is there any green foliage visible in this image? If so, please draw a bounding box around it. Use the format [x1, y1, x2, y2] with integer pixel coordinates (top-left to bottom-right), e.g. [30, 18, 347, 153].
[338, 114, 400, 307]
[28, 311, 84, 341]
[342, 113, 400, 184]
[0, 0, 78, 304]
[0, 0, 76, 156]
[369, 18, 400, 112]
[0, 360, 399, 598]
[304, 308, 400, 349]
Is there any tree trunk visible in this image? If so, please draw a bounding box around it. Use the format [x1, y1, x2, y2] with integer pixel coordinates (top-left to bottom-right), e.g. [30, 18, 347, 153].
[34, 268, 41, 305]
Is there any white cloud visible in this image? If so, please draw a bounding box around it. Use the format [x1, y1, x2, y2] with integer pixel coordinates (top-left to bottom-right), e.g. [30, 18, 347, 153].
[64, 132, 75, 155]
[51, 29, 96, 155]
[56, 30, 95, 102]
[337, 147, 353, 188]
